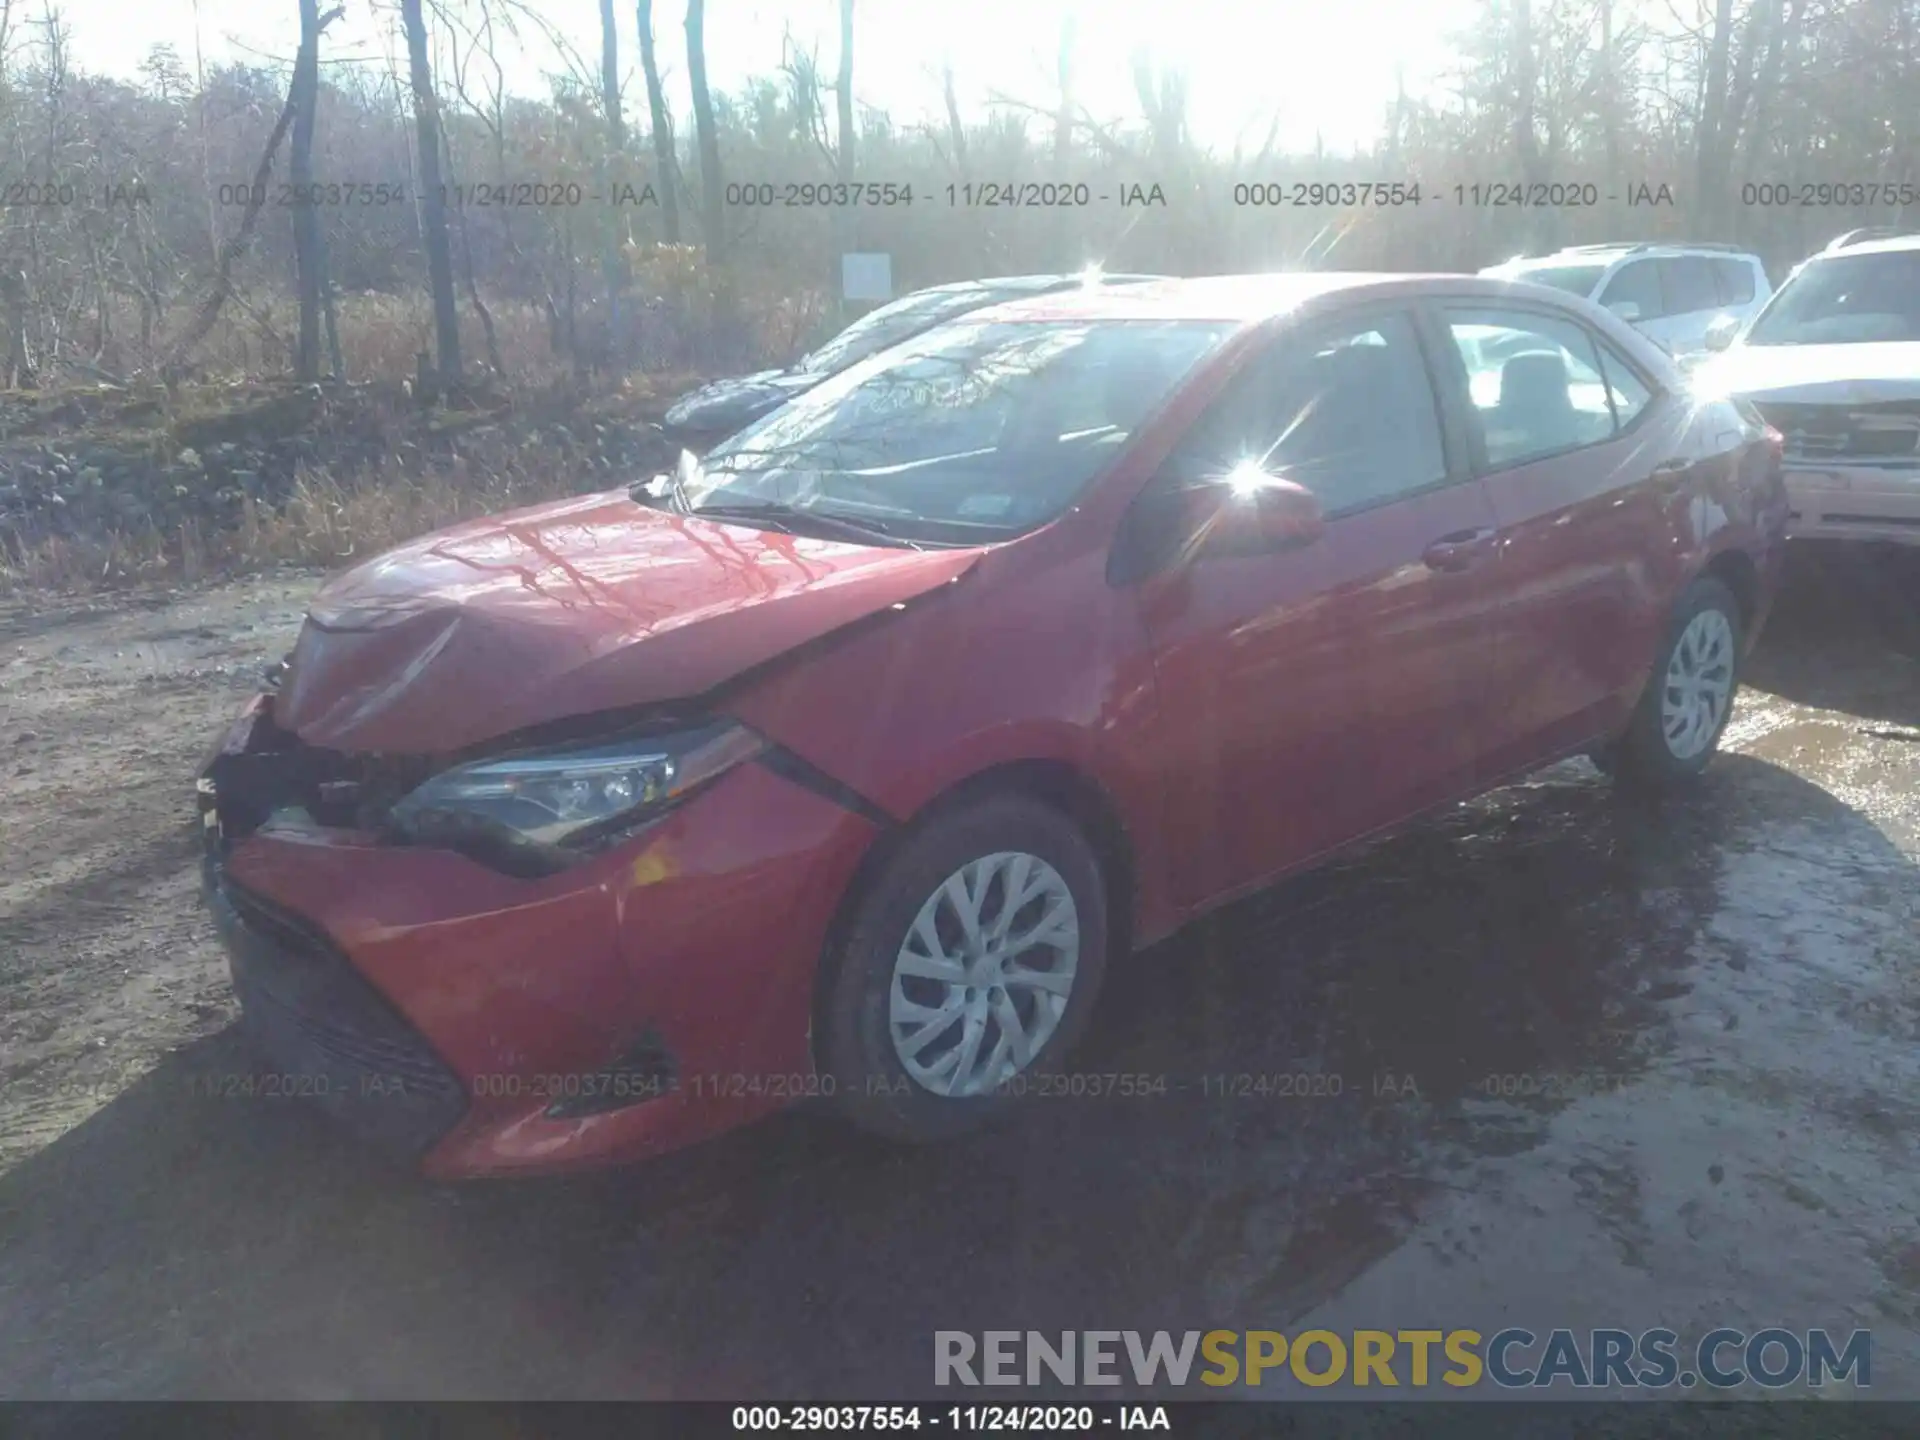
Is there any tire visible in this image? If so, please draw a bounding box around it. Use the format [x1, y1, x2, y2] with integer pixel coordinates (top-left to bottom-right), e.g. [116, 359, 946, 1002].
[1607, 576, 1744, 791]
[820, 792, 1110, 1144]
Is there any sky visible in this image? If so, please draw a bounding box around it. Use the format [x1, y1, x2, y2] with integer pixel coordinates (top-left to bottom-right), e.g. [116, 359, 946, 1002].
[62, 0, 1475, 157]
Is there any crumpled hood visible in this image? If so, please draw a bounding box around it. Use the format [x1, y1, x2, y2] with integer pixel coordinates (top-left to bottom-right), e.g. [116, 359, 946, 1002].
[275, 490, 981, 754]
[1697, 342, 1920, 405]
[662, 368, 817, 438]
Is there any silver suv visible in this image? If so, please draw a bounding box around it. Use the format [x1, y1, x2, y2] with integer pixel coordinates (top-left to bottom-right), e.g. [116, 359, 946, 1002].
[1479, 243, 1773, 358]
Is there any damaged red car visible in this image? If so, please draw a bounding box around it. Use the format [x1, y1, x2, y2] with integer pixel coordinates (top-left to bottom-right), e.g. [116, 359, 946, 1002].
[199, 274, 1788, 1178]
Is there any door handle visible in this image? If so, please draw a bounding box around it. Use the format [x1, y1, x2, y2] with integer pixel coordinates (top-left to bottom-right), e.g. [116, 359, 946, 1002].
[1421, 527, 1497, 572]
[1651, 457, 1691, 494]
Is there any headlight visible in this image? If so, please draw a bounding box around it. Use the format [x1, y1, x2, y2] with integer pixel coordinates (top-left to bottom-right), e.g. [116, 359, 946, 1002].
[390, 721, 763, 862]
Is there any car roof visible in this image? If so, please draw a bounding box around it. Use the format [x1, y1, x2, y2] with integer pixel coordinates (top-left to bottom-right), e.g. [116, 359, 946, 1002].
[913, 272, 1169, 300]
[967, 271, 1592, 324]
[1817, 233, 1920, 258]
[1499, 244, 1758, 266]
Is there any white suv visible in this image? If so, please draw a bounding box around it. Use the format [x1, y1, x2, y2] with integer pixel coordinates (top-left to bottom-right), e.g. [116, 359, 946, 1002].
[1478, 243, 1773, 357]
[1692, 231, 1920, 547]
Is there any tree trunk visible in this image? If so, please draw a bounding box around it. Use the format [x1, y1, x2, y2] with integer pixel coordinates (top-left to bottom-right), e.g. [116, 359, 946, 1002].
[836, 0, 855, 180]
[832, 0, 855, 322]
[290, 0, 324, 381]
[1696, 0, 1738, 235]
[1742, 0, 1803, 181]
[685, 0, 725, 267]
[165, 25, 324, 373]
[598, 0, 627, 365]
[637, 0, 680, 242]
[400, 0, 462, 385]
[1512, 0, 1548, 252]
[1053, 15, 1076, 268]
[942, 62, 968, 179]
[1598, 0, 1620, 190]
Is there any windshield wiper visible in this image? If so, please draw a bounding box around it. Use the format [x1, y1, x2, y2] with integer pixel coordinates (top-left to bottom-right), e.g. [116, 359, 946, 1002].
[690, 500, 927, 550]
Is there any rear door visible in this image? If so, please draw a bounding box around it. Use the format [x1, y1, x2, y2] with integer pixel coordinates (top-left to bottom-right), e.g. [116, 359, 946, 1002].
[1133, 306, 1505, 912]
[1430, 301, 1686, 774]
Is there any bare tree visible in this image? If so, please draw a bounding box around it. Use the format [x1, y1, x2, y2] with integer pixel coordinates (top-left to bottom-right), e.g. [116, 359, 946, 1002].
[1511, 0, 1549, 251]
[941, 60, 968, 178]
[685, 0, 724, 266]
[164, 21, 327, 372]
[400, 0, 461, 384]
[598, 0, 627, 359]
[636, 0, 679, 242]
[835, 0, 854, 179]
[1053, 14, 1074, 167]
[289, 0, 325, 379]
[1696, 0, 1738, 233]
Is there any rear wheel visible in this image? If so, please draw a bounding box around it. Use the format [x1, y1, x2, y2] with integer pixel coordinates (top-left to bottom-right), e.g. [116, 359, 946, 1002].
[1604, 576, 1743, 790]
[820, 794, 1109, 1143]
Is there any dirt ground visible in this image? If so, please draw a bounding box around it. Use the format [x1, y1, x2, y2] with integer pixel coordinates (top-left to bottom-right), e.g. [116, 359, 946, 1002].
[0, 543, 1917, 1405]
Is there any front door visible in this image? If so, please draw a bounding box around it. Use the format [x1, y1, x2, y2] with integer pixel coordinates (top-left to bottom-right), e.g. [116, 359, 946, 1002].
[1133, 307, 1505, 914]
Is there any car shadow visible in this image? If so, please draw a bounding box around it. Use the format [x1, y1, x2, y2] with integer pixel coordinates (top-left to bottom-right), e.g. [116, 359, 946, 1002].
[1, 741, 1910, 1400]
[1744, 540, 1920, 726]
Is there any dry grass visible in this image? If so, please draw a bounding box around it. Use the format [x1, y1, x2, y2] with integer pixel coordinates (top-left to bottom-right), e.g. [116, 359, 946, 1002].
[1, 456, 586, 592]
[80, 274, 818, 388]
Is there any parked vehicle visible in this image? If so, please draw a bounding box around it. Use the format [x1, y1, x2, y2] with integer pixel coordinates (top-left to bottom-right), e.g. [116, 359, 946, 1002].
[660, 272, 1166, 451]
[1821, 226, 1909, 254]
[199, 273, 1787, 1178]
[1691, 231, 1920, 547]
[1479, 243, 1772, 357]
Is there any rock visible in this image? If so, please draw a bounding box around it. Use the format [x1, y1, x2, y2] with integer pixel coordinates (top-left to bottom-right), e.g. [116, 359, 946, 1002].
[177, 447, 203, 469]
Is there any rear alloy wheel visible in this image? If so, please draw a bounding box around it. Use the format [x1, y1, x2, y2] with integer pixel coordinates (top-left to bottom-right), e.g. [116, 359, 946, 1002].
[822, 794, 1108, 1142]
[1606, 575, 1744, 790]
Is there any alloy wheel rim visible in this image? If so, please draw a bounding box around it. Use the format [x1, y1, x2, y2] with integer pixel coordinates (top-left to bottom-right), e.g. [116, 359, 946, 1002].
[1661, 608, 1735, 760]
[888, 851, 1080, 1097]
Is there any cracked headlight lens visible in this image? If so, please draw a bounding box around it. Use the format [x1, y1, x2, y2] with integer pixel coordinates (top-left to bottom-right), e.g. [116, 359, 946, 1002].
[391, 722, 763, 851]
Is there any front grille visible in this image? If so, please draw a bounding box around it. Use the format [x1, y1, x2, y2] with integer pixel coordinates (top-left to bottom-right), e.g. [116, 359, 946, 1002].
[206, 860, 467, 1158]
[1754, 400, 1920, 463]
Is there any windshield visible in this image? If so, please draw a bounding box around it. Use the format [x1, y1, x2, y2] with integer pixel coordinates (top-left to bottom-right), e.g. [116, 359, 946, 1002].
[793, 288, 1007, 377]
[688, 318, 1235, 544]
[1505, 263, 1610, 297]
[1744, 251, 1920, 345]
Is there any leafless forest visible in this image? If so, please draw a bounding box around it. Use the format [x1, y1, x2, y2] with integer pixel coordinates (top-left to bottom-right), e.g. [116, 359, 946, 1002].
[0, 0, 1914, 586]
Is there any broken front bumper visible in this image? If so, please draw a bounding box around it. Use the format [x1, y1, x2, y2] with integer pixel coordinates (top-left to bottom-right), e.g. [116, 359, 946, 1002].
[1784, 463, 1920, 546]
[195, 693, 882, 1177]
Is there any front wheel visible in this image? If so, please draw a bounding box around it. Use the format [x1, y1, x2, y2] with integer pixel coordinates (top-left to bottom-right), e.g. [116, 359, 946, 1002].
[1604, 575, 1744, 790]
[819, 794, 1110, 1144]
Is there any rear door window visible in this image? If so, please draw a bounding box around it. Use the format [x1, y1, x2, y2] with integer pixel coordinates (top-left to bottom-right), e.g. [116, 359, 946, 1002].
[1443, 307, 1619, 469]
[1594, 339, 1655, 430]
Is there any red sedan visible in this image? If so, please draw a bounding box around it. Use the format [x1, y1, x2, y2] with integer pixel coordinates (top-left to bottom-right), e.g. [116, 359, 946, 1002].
[198, 273, 1789, 1177]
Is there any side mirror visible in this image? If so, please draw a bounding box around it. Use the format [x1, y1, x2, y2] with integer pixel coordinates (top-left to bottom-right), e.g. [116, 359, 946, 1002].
[1704, 314, 1740, 352]
[1174, 470, 1326, 559]
[1604, 299, 1643, 323]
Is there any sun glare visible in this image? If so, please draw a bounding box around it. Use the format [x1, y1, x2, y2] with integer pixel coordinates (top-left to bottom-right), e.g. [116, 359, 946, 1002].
[1225, 459, 1277, 495]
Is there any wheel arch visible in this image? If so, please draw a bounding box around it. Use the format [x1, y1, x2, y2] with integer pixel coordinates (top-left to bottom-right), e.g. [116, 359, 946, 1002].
[806, 758, 1137, 1066]
[1701, 547, 1761, 635]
